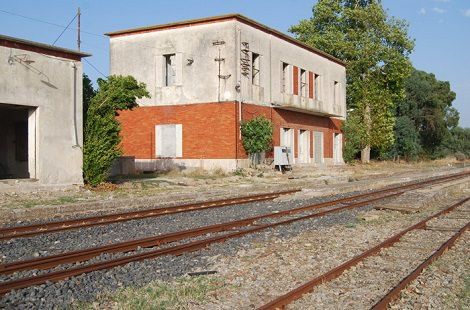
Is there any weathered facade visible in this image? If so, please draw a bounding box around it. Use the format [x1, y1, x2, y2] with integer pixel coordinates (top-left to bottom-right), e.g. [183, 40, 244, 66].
[0, 35, 90, 186]
[107, 14, 346, 171]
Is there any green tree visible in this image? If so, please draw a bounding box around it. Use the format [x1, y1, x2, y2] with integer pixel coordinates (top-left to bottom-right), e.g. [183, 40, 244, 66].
[388, 116, 421, 161]
[444, 127, 470, 158]
[290, 0, 414, 162]
[83, 75, 150, 186]
[82, 74, 95, 126]
[240, 116, 273, 166]
[398, 69, 458, 157]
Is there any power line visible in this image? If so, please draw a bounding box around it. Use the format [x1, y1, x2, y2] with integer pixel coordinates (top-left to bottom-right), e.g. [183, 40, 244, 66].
[84, 58, 106, 78]
[52, 13, 77, 45]
[0, 9, 105, 38]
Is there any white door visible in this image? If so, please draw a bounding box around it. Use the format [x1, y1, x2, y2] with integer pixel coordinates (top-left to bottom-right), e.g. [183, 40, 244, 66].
[313, 131, 324, 164]
[298, 130, 310, 163]
[280, 128, 294, 163]
[333, 133, 343, 163]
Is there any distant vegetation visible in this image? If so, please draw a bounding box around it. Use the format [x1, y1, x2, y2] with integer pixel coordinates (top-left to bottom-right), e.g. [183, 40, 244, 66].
[291, 0, 468, 162]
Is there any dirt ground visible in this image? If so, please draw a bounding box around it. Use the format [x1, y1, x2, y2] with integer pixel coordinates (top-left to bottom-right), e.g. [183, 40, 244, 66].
[0, 158, 467, 224]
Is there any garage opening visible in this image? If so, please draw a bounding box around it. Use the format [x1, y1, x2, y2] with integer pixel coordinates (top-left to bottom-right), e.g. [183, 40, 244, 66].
[0, 103, 35, 179]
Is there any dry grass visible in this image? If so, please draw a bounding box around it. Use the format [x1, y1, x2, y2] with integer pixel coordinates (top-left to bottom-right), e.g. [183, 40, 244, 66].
[75, 276, 222, 310]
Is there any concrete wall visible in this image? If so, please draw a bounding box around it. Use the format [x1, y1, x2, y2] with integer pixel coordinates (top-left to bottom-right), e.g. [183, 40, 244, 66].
[235, 21, 346, 118]
[0, 46, 84, 185]
[109, 19, 346, 118]
[110, 20, 237, 106]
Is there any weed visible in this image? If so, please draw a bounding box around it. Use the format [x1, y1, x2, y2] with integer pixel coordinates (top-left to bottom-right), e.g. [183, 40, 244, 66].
[80, 276, 223, 309]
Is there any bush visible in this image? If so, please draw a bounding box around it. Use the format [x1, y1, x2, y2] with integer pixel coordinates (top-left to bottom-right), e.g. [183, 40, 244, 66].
[240, 116, 273, 166]
[83, 75, 150, 186]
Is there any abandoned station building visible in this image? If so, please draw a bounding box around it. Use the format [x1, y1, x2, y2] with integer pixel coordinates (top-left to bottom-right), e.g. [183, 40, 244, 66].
[0, 35, 89, 186]
[107, 14, 346, 171]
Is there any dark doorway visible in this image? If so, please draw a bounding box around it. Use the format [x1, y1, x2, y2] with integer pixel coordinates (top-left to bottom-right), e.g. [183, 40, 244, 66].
[0, 104, 31, 179]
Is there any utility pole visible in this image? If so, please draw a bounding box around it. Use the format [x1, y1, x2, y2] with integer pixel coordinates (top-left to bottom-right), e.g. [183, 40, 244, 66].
[77, 7, 81, 51]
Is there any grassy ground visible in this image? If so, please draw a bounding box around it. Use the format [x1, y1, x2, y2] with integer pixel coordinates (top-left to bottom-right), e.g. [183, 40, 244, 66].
[75, 276, 223, 310]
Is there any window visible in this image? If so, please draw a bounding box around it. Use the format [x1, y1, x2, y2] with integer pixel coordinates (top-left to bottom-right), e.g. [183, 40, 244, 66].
[164, 54, 176, 86]
[155, 124, 182, 158]
[334, 81, 340, 106]
[281, 62, 289, 93]
[252, 53, 260, 85]
[300, 69, 307, 97]
[314, 74, 320, 99]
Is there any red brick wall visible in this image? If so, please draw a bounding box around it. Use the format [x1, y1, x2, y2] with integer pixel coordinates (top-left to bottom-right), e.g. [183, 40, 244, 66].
[117, 102, 342, 160]
[117, 102, 237, 159]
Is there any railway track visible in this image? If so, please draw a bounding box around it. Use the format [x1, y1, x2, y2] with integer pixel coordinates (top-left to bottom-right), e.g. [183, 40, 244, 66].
[0, 189, 300, 240]
[258, 197, 469, 309]
[0, 171, 467, 297]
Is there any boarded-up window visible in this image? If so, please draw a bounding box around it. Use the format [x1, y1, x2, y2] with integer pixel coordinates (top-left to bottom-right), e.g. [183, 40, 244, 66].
[164, 54, 176, 86]
[155, 124, 182, 158]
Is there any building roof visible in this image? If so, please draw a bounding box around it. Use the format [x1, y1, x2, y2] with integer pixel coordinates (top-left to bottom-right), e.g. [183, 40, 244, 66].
[0, 34, 91, 61]
[105, 14, 346, 67]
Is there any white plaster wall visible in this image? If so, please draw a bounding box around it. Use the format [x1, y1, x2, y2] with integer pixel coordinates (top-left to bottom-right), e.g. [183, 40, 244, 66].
[110, 21, 237, 106]
[109, 19, 346, 118]
[235, 21, 346, 118]
[0, 46, 84, 185]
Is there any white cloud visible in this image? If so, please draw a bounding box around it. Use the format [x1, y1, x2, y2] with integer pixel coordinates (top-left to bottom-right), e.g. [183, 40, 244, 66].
[418, 8, 427, 15]
[463, 9, 470, 17]
[432, 7, 446, 14]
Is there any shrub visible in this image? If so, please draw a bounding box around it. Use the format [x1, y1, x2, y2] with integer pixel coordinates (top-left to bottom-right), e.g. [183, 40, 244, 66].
[240, 116, 273, 166]
[83, 75, 150, 186]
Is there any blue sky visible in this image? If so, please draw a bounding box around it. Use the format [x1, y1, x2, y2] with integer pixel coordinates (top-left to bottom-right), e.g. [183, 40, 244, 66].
[1, 0, 469, 127]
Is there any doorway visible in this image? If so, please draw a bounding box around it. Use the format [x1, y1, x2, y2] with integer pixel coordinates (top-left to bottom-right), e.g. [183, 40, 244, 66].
[0, 104, 35, 179]
[313, 131, 324, 164]
[298, 129, 310, 163]
[333, 133, 343, 163]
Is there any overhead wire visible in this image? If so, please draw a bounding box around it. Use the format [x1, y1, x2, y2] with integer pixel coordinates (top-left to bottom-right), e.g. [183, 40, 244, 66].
[52, 12, 78, 45]
[1, 8, 229, 77]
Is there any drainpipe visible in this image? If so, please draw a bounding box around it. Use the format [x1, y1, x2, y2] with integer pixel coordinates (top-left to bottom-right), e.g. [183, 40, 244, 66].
[71, 62, 80, 148]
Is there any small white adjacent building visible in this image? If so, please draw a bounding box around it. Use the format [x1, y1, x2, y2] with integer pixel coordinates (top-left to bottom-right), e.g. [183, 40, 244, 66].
[0, 35, 90, 188]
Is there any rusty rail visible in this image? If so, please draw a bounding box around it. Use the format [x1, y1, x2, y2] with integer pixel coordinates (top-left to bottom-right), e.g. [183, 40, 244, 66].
[1, 171, 466, 275]
[257, 197, 469, 310]
[0, 172, 467, 296]
[0, 189, 300, 240]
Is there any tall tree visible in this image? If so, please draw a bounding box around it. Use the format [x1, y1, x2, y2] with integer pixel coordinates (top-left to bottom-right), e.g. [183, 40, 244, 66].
[83, 75, 150, 186]
[290, 0, 414, 162]
[398, 69, 458, 157]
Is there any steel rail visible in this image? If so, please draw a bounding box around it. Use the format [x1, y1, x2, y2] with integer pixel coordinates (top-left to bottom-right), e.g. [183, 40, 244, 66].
[0, 191, 403, 296]
[0, 189, 300, 240]
[257, 197, 469, 310]
[0, 173, 467, 296]
[1, 172, 466, 275]
[371, 221, 469, 309]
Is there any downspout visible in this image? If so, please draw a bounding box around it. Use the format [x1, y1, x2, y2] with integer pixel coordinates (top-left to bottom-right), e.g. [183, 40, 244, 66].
[71, 62, 80, 148]
[235, 25, 242, 168]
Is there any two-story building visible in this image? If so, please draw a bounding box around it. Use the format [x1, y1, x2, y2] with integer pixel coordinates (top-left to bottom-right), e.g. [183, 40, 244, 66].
[106, 14, 346, 172]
